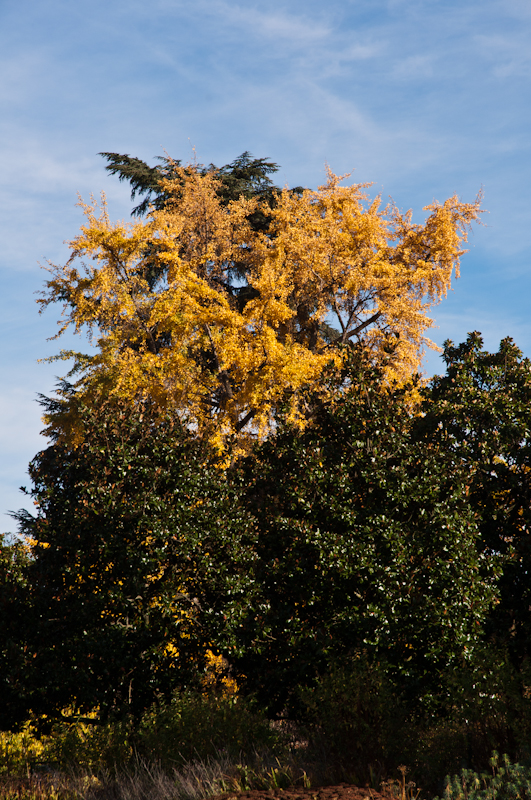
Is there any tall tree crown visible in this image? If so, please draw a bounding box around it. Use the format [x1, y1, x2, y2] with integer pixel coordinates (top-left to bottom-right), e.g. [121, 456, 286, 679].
[39, 156, 482, 449]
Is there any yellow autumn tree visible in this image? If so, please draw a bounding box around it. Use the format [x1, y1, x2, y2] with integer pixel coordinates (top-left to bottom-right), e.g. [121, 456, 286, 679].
[39, 162, 482, 450]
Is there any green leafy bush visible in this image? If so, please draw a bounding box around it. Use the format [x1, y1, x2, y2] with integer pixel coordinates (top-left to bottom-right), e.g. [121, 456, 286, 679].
[235, 349, 497, 715]
[13, 396, 256, 724]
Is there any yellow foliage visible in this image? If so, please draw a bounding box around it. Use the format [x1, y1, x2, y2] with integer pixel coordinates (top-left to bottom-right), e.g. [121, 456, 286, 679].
[202, 649, 239, 697]
[24, 537, 50, 550]
[0, 721, 47, 775]
[39, 163, 482, 449]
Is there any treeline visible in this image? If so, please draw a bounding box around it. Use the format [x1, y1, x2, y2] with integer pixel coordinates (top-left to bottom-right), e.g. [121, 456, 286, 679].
[1, 152, 530, 791]
[2, 336, 531, 786]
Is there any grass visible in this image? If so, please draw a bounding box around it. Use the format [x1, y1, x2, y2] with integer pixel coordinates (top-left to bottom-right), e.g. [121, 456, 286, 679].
[0, 752, 313, 800]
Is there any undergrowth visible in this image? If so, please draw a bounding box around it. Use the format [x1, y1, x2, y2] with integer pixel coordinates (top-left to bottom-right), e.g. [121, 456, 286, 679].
[436, 752, 531, 800]
[3, 666, 531, 800]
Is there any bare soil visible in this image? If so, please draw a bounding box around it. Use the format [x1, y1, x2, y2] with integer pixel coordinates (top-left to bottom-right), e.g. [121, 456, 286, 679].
[211, 784, 395, 800]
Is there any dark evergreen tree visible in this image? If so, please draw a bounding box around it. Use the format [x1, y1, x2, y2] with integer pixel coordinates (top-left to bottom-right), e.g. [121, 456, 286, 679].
[99, 150, 296, 232]
[0, 535, 32, 729]
[417, 333, 531, 668]
[12, 393, 256, 723]
[232, 350, 497, 714]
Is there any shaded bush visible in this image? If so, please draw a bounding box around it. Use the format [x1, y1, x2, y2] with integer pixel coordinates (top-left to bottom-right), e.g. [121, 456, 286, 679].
[297, 656, 412, 787]
[45, 714, 135, 774]
[136, 691, 287, 768]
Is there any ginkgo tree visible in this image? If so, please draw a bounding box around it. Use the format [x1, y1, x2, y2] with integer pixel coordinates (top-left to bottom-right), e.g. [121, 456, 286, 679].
[40, 159, 482, 449]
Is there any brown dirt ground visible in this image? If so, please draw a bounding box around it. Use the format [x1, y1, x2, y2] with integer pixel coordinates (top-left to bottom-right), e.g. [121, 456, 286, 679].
[211, 784, 395, 800]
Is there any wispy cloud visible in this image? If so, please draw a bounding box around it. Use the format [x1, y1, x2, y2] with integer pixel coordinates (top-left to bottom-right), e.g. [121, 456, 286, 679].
[475, 33, 531, 78]
[154, 0, 333, 44]
[392, 54, 435, 81]
[212, 2, 332, 44]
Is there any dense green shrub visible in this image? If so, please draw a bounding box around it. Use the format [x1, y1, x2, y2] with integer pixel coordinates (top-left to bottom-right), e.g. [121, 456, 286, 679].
[418, 334, 531, 670]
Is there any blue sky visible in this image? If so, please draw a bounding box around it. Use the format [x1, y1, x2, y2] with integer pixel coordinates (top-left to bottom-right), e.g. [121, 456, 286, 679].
[1, 0, 530, 532]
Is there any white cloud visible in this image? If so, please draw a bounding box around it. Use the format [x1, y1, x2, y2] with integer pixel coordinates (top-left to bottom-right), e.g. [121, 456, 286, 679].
[147, 0, 333, 55]
[338, 42, 383, 62]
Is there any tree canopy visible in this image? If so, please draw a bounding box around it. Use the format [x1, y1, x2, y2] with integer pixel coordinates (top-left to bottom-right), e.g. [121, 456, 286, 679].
[99, 150, 286, 221]
[417, 333, 531, 668]
[13, 394, 256, 721]
[39, 155, 482, 450]
[231, 349, 497, 713]
[5, 145, 531, 787]
[9, 349, 500, 724]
